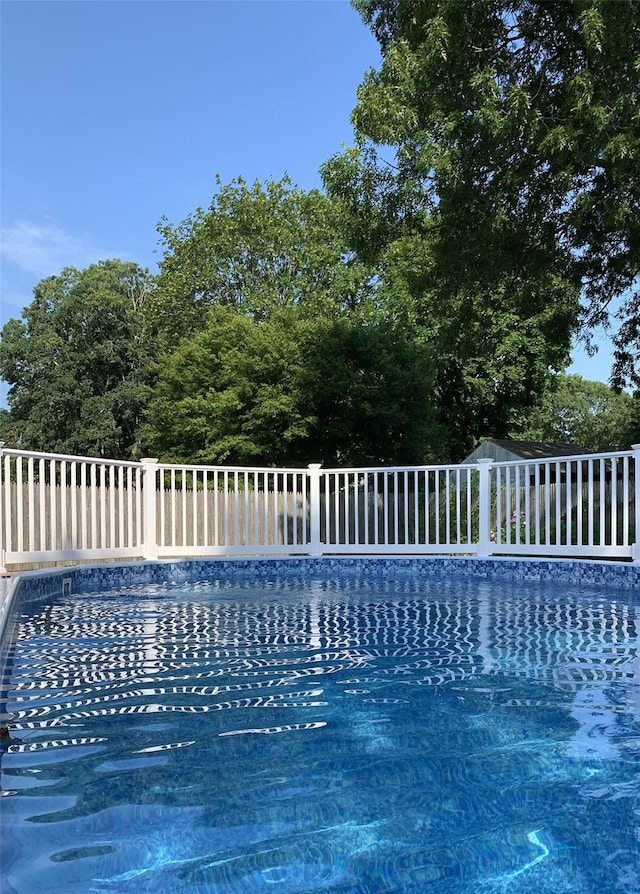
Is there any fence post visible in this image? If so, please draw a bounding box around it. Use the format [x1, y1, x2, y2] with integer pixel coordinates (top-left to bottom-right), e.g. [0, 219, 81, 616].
[633, 445, 640, 563]
[0, 442, 5, 574]
[477, 458, 494, 557]
[141, 458, 159, 560]
[308, 463, 323, 556]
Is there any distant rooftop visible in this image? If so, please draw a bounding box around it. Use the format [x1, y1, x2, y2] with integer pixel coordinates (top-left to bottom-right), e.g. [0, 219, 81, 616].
[464, 439, 590, 463]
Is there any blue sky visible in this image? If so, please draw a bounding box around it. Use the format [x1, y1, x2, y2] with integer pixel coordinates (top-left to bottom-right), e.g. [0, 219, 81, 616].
[1, 0, 613, 408]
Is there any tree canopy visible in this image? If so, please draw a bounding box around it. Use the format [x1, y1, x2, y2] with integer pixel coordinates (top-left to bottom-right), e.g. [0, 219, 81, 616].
[148, 175, 376, 344]
[516, 373, 639, 453]
[0, 260, 155, 458]
[325, 0, 640, 386]
[143, 175, 447, 465]
[368, 229, 578, 459]
[145, 306, 442, 466]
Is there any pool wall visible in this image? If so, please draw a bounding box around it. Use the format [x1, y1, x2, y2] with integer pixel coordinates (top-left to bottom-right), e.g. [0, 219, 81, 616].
[3, 556, 640, 636]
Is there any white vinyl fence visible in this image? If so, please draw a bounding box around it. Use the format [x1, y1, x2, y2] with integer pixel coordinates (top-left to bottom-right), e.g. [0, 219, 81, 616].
[1, 445, 639, 570]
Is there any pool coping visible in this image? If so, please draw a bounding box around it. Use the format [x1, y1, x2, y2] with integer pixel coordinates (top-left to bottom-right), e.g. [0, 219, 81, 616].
[2, 554, 640, 642]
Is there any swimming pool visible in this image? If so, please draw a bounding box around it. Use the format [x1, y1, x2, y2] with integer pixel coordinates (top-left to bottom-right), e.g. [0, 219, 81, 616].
[1, 558, 640, 893]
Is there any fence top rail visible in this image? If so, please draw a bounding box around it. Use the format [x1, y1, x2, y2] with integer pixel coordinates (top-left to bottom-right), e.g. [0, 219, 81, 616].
[0, 446, 143, 468]
[156, 462, 313, 475]
[1, 446, 636, 477]
[490, 449, 635, 470]
[321, 463, 482, 474]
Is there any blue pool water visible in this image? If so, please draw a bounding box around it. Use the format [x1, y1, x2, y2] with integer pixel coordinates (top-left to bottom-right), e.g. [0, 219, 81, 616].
[1, 572, 640, 893]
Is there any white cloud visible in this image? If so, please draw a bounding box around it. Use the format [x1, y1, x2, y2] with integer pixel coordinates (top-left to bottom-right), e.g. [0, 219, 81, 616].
[0, 220, 121, 279]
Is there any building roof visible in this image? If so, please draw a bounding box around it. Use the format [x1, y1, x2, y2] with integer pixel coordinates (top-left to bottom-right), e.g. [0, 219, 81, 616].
[463, 439, 590, 464]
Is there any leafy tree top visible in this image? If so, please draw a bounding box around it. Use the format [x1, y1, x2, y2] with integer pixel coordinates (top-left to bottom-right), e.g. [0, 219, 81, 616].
[0, 260, 155, 458]
[516, 372, 639, 452]
[146, 305, 443, 466]
[331, 0, 640, 385]
[148, 175, 376, 343]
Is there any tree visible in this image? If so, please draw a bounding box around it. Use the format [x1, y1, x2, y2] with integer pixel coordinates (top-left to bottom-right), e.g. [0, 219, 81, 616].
[325, 0, 640, 385]
[0, 408, 19, 448]
[296, 314, 444, 464]
[148, 175, 376, 343]
[146, 175, 447, 466]
[145, 306, 442, 466]
[369, 231, 578, 459]
[516, 373, 639, 453]
[0, 260, 155, 458]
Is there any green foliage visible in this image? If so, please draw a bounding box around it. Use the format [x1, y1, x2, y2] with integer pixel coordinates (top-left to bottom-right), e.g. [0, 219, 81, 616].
[0, 409, 18, 447]
[328, 0, 640, 385]
[145, 306, 442, 466]
[296, 315, 444, 464]
[0, 260, 155, 458]
[145, 175, 448, 466]
[516, 374, 639, 453]
[148, 176, 376, 344]
[370, 231, 577, 459]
